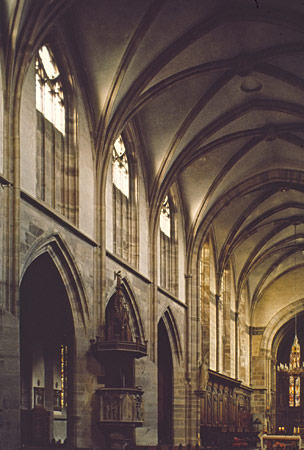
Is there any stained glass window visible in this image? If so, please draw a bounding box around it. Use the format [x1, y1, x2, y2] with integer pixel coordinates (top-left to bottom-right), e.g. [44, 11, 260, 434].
[36, 45, 65, 134]
[295, 376, 300, 407]
[60, 344, 68, 408]
[289, 375, 295, 407]
[288, 334, 301, 407]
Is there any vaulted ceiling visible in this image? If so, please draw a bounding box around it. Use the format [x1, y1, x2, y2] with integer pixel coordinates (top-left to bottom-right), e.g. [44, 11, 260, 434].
[3, 0, 304, 316]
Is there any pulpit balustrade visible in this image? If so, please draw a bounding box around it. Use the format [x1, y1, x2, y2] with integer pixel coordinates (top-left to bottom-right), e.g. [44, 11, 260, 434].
[97, 387, 144, 425]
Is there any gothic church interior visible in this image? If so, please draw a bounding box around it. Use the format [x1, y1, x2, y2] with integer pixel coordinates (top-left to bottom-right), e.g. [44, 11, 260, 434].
[1, 0, 304, 449]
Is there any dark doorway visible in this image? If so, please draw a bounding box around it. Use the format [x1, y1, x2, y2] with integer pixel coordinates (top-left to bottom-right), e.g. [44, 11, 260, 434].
[20, 253, 74, 447]
[158, 319, 173, 444]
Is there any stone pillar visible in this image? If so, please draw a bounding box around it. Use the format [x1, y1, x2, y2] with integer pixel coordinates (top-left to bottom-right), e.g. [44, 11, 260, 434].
[0, 312, 20, 450]
[44, 351, 54, 441]
[185, 273, 194, 444]
[251, 329, 268, 433]
[235, 312, 239, 380]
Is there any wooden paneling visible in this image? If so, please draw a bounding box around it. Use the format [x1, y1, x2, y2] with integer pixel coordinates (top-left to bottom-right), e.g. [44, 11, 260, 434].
[196, 370, 253, 448]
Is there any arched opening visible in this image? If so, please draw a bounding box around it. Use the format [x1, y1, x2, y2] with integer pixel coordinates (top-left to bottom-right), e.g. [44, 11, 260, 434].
[158, 318, 173, 445]
[20, 253, 74, 447]
[276, 312, 304, 434]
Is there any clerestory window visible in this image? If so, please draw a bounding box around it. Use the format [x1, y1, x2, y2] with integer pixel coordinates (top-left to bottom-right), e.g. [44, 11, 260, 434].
[35, 43, 78, 224]
[112, 135, 137, 265]
[112, 135, 129, 197]
[36, 45, 65, 134]
[200, 237, 216, 372]
[160, 195, 170, 237]
[159, 194, 178, 295]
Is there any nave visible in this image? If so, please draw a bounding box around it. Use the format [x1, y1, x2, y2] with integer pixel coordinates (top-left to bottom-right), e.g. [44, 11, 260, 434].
[1, 0, 304, 449]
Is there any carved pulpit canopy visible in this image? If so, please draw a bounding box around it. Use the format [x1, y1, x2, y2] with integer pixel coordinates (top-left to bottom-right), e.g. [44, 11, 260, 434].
[106, 271, 132, 343]
[90, 271, 148, 360]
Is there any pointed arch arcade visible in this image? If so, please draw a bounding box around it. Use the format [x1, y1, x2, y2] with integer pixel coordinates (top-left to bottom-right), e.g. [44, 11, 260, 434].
[19, 233, 90, 447]
[252, 300, 304, 433]
[157, 307, 183, 445]
[20, 232, 89, 330]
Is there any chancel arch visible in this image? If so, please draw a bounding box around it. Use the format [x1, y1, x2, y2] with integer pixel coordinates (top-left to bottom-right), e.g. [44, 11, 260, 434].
[252, 298, 304, 434]
[275, 312, 304, 434]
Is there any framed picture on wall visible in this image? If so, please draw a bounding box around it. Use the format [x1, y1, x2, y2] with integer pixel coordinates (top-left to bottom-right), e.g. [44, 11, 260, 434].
[53, 389, 62, 411]
[34, 387, 44, 408]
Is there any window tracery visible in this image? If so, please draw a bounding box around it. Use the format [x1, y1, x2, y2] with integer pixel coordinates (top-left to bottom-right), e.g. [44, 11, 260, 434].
[159, 194, 177, 295]
[160, 196, 170, 237]
[112, 135, 137, 265]
[35, 42, 78, 224]
[36, 45, 65, 134]
[112, 136, 129, 198]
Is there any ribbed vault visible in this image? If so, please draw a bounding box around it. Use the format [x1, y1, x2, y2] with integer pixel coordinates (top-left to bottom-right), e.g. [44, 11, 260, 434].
[4, 0, 304, 325]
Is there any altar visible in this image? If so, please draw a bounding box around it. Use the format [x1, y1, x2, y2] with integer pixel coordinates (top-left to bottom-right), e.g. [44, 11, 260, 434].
[261, 434, 302, 450]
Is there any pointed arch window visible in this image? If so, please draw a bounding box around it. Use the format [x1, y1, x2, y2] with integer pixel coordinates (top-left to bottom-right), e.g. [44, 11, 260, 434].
[289, 335, 301, 407]
[36, 45, 65, 134]
[35, 43, 78, 224]
[199, 237, 216, 372]
[60, 344, 68, 408]
[160, 196, 170, 237]
[112, 135, 137, 265]
[112, 135, 129, 197]
[159, 194, 178, 295]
